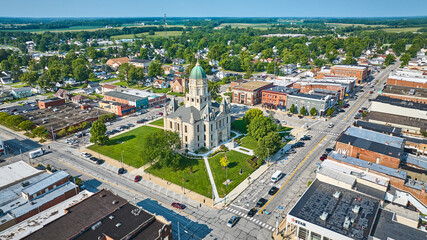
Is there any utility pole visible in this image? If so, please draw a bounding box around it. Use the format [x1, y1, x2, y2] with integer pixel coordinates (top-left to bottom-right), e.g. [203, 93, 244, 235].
[276, 211, 279, 235]
[20, 148, 23, 162]
[121, 150, 124, 168]
[51, 126, 55, 141]
[177, 221, 180, 240]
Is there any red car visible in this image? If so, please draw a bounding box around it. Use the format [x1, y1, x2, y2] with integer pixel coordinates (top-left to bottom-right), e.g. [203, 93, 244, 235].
[369, 91, 374, 94]
[320, 154, 328, 161]
[158, 112, 163, 115]
[134, 175, 142, 182]
[171, 203, 186, 209]
[358, 110, 363, 113]
[155, 105, 161, 108]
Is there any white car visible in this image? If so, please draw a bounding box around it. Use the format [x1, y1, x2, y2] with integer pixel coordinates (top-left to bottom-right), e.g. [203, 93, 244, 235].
[328, 123, 334, 128]
[81, 152, 91, 158]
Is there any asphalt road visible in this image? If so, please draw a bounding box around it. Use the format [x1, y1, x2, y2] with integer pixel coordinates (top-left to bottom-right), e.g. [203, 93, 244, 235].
[0, 62, 399, 240]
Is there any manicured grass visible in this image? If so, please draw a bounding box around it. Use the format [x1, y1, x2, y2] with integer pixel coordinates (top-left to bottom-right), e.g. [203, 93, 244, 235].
[9, 82, 27, 88]
[88, 126, 163, 168]
[240, 136, 258, 150]
[113, 81, 134, 87]
[209, 150, 255, 197]
[150, 118, 164, 127]
[147, 157, 212, 197]
[168, 92, 184, 97]
[92, 93, 104, 99]
[148, 87, 170, 94]
[100, 78, 119, 83]
[231, 119, 247, 134]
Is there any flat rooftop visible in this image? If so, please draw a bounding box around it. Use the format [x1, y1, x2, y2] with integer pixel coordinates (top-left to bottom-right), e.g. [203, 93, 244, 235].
[332, 65, 367, 70]
[343, 126, 404, 149]
[263, 86, 299, 94]
[368, 111, 427, 129]
[287, 92, 329, 100]
[404, 154, 427, 171]
[39, 97, 63, 103]
[289, 179, 380, 240]
[104, 91, 146, 101]
[353, 120, 402, 137]
[328, 152, 407, 180]
[388, 75, 427, 83]
[0, 161, 43, 189]
[382, 85, 427, 98]
[232, 80, 272, 91]
[371, 209, 427, 240]
[372, 95, 427, 111]
[21, 171, 69, 197]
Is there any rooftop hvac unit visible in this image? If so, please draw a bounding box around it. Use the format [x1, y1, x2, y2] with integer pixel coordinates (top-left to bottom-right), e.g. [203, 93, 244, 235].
[352, 205, 360, 214]
[343, 217, 351, 229]
[109, 215, 114, 220]
[115, 223, 122, 227]
[333, 191, 341, 199]
[320, 212, 329, 221]
[91, 221, 102, 230]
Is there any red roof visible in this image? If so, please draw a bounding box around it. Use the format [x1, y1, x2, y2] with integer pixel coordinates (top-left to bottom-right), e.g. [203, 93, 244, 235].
[102, 84, 117, 90]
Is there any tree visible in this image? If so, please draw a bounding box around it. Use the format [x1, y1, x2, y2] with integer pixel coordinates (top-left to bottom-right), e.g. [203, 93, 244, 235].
[300, 106, 307, 116]
[90, 120, 109, 145]
[310, 107, 318, 117]
[32, 126, 48, 139]
[327, 107, 335, 116]
[18, 120, 34, 131]
[57, 128, 67, 137]
[141, 130, 182, 169]
[400, 53, 411, 67]
[118, 63, 143, 86]
[247, 116, 276, 141]
[208, 81, 220, 101]
[5, 115, 25, 128]
[255, 132, 281, 160]
[20, 71, 39, 87]
[148, 60, 163, 77]
[384, 54, 395, 66]
[243, 108, 263, 125]
[244, 65, 252, 79]
[220, 154, 230, 169]
[289, 104, 297, 114]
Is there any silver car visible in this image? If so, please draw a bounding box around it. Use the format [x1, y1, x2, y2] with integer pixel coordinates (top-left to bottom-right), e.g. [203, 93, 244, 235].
[227, 216, 239, 228]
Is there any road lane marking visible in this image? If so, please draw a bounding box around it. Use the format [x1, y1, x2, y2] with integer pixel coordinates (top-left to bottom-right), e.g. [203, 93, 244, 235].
[258, 135, 328, 214]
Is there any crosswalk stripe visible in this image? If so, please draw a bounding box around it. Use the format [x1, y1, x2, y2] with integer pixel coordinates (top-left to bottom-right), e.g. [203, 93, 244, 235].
[262, 223, 266, 227]
[268, 226, 272, 230]
[254, 220, 259, 223]
[250, 217, 253, 221]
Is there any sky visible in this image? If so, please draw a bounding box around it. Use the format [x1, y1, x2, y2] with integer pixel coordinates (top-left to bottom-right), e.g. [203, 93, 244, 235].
[2, 0, 427, 18]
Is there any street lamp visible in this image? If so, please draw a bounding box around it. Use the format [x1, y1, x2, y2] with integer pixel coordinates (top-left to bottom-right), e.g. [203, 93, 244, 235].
[182, 178, 185, 194]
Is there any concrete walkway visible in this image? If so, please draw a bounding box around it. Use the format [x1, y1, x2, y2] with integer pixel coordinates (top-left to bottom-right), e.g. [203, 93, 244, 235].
[203, 156, 220, 201]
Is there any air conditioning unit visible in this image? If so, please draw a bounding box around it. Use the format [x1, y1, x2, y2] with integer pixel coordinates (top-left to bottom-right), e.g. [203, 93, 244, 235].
[320, 212, 329, 221]
[352, 205, 360, 214]
[333, 191, 341, 199]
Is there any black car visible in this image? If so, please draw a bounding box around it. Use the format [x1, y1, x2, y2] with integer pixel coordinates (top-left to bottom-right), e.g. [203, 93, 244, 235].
[118, 168, 125, 174]
[96, 159, 104, 165]
[111, 129, 120, 134]
[89, 157, 98, 162]
[338, 109, 345, 112]
[248, 208, 257, 217]
[268, 187, 279, 195]
[325, 148, 333, 153]
[295, 142, 305, 147]
[121, 125, 129, 129]
[287, 113, 292, 117]
[298, 115, 303, 119]
[256, 198, 268, 208]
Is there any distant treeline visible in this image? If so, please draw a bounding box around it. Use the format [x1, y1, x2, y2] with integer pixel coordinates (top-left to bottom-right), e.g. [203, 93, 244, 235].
[304, 17, 427, 28]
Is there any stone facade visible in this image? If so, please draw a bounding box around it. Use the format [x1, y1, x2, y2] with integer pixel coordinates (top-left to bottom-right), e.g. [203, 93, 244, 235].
[164, 63, 231, 152]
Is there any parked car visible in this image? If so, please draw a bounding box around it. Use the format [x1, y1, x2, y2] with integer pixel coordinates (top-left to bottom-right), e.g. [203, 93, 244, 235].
[338, 109, 345, 112]
[137, 119, 147, 124]
[248, 208, 257, 217]
[268, 186, 279, 195]
[158, 112, 164, 116]
[171, 203, 186, 209]
[227, 216, 239, 228]
[298, 115, 303, 119]
[118, 168, 125, 174]
[369, 91, 374, 94]
[127, 123, 134, 127]
[256, 198, 268, 208]
[81, 152, 91, 158]
[325, 148, 333, 153]
[89, 156, 98, 162]
[134, 175, 142, 182]
[155, 105, 161, 108]
[287, 113, 292, 117]
[96, 159, 104, 165]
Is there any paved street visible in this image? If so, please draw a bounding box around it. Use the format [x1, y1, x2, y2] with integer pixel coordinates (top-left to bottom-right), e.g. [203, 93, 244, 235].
[0, 61, 399, 240]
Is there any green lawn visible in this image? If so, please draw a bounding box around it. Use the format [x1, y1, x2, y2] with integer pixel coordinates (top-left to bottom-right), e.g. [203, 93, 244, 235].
[150, 118, 164, 127]
[148, 87, 170, 94]
[113, 81, 134, 87]
[100, 78, 119, 83]
[147, 156, 212, 197]
[209, 150, 255, 197]
[240, 136, 258, 150]
[168, 92, 184, 97]
[231, 119, 247, 134]
[88, 126, 163, 168]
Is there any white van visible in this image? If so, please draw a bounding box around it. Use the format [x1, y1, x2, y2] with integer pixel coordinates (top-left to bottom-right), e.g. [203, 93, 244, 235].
[271, 170, 282, 183]
[29, 148, 45, 159]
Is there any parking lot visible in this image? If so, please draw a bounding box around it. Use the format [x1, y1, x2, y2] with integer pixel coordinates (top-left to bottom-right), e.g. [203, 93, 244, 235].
[21, 102, 110, 133]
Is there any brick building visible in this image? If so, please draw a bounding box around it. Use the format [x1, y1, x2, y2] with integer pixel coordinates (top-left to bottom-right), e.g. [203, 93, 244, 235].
[317, 65, 368, 84]
[286, 93, 335, 116]
[381, 85, 427, 104]
[101, 83, 119, 94]
[106, 57, 130, 70]
[387, 75, 427, 89]
[0, 161, 79, 232]
[23, 189, 172, 240]
[103, 91, 148, 109]
[292, 82, 347, 100]
[170, 77, 187, 93]
[232, 81, 273, 106]
[38, 97, 66, 109]
[335, 126, 404, 169]
[261, 86, 299, 109]
[99, 101, 136, 116]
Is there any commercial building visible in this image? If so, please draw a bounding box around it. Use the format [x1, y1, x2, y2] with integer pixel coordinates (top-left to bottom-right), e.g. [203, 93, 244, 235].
[286, 93, 335, 116]
[38, 97, 66, 109]
[120, 89, 167, 108]
[292, 81, 347, 100]
[23, 189, 172, 240]
[106, 57, 130, 70]
[101, 84, 119, 94]
[129, 59, 151, 68]
[317, 65, 368, 84]
[0, 161, 79, 232]
[353, 120, 402, 137]
[284, 163, 426, 240]
[164, 64, 231, 151]
[381, 85, 427, 104]
[232, 81, 274, 106]
[335, 126, 404, 169]
[99, 101, 136, 116]
[103, 91, 148, 109]
[10, 87, 32, 99]
[261, 86, 299, 109]
[387, 75, 427, 89]
[368, 96, 427, 135]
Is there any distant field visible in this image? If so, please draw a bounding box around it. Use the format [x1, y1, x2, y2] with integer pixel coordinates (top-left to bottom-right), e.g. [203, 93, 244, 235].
[378, 27, 422, 33]
[0, 24, 184, 34]
[326, 23, 387, 28]
[110, 31, 182, 40]
[217, 23, 271, 30]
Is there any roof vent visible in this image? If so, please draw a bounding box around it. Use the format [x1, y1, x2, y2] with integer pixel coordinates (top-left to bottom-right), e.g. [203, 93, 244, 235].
[352, 205, 360, 214]
[109, 215, 114, 220]
[100, 194, 106, 198]
[116, 223, 122, 228]
[320, 212, 329, 221]
[333, 191, 341, 199]
[112, 200, 119, 204]
[343, 217, 351, 229]
[91, 222, 102, 230]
